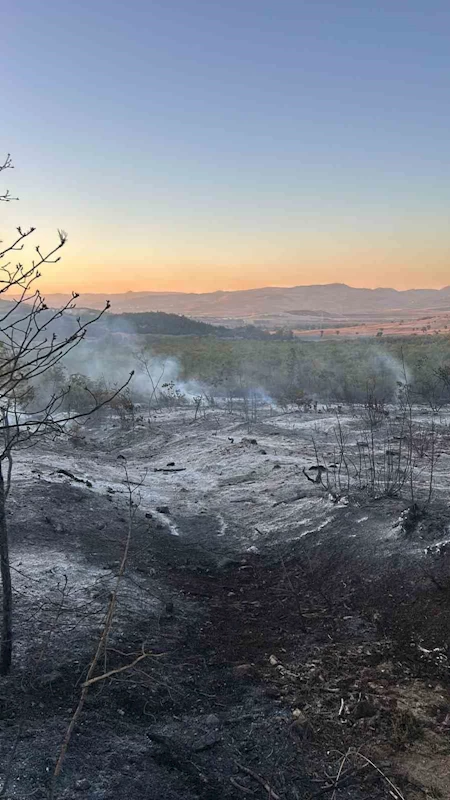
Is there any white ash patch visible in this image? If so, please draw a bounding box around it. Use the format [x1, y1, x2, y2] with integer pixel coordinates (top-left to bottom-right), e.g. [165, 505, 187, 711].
[12, 405, 441, 556]
[270, 413, 354, 435]
[11, 547, 161, 666]
[302, 516, 335, 537]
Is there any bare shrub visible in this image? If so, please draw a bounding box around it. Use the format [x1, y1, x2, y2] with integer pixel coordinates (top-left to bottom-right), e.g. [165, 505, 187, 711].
[0, 156, 131, 674]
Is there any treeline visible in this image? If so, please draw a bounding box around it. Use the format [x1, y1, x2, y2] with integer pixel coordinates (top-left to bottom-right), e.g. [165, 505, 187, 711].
[39, 327, 450, 412]
[102, 311, 293, 340]
[139, 334, 450, 407]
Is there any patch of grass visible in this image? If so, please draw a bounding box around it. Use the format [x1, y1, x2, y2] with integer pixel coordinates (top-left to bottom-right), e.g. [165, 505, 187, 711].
[388, 708, 425, 747]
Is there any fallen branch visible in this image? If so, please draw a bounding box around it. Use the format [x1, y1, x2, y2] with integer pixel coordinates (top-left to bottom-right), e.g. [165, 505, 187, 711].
[314, 749, 405, 800]
[310, 765, 365, 798]
[354, 752, 405, 800]
[153, 467, 186, 473]
[236, 763, 281, 800]
[54, 468, 85, 483]
[81, 651, 151, 687]
[230, 777, 255, 795]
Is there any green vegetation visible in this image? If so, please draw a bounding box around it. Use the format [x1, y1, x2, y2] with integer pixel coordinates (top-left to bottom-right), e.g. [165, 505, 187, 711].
[136, 334, 450, 406]
[102, 310, 290, 339]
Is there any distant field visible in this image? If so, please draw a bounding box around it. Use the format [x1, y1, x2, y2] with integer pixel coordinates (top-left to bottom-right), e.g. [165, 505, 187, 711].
[293, 310, 450, 339]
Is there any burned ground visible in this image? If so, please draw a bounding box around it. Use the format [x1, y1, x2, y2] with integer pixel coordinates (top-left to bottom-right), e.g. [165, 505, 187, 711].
[1, 407, 450, 799]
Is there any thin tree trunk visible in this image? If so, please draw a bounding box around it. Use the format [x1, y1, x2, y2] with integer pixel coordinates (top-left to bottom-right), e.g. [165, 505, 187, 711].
[0, 464, 12, 675]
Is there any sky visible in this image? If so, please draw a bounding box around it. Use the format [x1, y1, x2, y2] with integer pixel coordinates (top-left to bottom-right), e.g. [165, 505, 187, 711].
[2, 0, 450, 294]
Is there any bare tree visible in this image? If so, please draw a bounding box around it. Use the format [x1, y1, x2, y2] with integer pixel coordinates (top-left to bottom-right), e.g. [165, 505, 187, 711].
[0, 156, 131, 674]
[134, 349, 166, 416]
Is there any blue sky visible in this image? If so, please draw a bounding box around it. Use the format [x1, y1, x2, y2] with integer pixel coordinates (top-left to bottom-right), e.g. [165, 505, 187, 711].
[2, 0, 450, 292]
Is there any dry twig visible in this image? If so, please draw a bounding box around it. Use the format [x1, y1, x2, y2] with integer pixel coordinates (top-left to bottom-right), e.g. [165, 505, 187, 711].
[236, 763, 281, 800]
[50, 466, 140, 798]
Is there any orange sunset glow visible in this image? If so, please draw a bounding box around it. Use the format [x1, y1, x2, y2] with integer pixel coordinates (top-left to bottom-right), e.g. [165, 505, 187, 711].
[3, 1, 450, 298]
[31, 237, 450, 295]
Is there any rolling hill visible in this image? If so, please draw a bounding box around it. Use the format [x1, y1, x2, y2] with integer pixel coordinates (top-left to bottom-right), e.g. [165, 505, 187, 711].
[42, 284, 450, 318]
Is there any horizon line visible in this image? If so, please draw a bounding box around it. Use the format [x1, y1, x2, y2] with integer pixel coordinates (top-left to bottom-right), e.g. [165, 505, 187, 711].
[34, 282, 450, 297]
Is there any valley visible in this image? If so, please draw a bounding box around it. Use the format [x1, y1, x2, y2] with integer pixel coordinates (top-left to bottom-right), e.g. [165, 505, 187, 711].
[3, 403, 450, 799]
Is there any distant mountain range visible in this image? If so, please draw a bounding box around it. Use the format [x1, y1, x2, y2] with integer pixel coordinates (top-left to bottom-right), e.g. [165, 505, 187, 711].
[43, 284, 450, 319]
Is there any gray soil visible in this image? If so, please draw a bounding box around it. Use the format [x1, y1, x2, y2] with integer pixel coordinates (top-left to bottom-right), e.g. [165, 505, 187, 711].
[1, 406, 450, 799]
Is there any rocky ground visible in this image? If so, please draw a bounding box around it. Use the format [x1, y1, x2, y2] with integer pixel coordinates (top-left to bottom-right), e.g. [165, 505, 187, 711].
[1, 405, 450, 799]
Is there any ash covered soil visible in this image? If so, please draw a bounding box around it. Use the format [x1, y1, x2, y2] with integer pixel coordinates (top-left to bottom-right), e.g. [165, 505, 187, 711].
[3, 406, 450, 799]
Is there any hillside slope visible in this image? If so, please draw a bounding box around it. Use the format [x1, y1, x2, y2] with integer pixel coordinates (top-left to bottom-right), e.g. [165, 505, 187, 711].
[43, 284, 450, 317]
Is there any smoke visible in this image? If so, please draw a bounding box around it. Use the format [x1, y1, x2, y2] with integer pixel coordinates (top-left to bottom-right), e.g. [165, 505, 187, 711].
[24, 310, 418, 415]
[65, 340, 174, 394]
[370, 351, 410, 385]
[367, 351, 411, 401]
